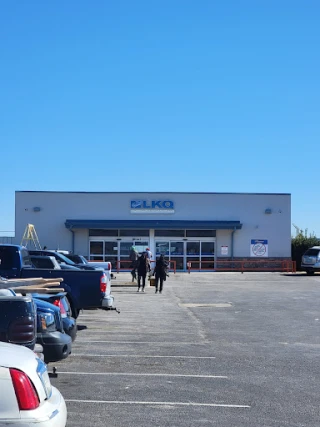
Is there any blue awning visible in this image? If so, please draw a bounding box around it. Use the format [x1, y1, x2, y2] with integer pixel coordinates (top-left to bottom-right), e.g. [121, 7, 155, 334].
[65, 219, 242, 230]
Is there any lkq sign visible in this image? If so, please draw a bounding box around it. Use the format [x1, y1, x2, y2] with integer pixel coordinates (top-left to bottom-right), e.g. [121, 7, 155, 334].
[130, 200, 175, 214]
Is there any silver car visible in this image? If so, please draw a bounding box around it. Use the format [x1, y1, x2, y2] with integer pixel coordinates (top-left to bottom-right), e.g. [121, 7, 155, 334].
[301, 246, 320, 275]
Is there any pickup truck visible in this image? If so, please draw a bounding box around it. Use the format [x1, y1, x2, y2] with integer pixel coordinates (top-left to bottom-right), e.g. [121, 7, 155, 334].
[0, 245, 110, 318]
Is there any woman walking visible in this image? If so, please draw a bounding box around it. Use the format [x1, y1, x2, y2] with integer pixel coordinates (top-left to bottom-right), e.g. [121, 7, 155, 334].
[137, 252, 150, 292]
[154, 255, 168, 294]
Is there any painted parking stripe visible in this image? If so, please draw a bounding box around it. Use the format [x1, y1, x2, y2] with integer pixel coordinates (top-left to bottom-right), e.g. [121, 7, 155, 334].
[58, 372, 227, 379]
[71, 354, 215, 359]
[65, 399, 250, 408]
[74, 341, 205, 345]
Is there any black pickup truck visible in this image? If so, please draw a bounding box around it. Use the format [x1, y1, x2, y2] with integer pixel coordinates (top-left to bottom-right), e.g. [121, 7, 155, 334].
[0, 245, 109, 318]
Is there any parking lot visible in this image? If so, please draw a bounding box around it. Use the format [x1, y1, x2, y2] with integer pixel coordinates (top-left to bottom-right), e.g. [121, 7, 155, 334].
[51, 272, 320, 427]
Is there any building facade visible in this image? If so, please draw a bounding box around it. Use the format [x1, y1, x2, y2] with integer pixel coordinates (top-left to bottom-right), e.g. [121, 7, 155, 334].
[15, 191, 291, 271]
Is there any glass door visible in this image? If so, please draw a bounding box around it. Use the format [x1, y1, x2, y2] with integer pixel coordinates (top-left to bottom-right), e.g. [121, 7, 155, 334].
[119, 240, 149, 269]
[104, 241, 118, 269]
[170, 241, 184, 271]
[186, 241, 200, 270]
[89, 241, 104, 261]
[201, 241, 215, 269]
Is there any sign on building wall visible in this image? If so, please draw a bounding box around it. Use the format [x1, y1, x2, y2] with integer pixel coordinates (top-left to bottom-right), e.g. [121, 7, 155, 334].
[221, 245, 228, 255]
[130, 200, 175, 214]
[250, 239, 268, 257]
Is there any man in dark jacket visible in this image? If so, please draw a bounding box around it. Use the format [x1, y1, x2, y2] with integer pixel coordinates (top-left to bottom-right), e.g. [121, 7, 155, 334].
[129, 246, 139, 282]
[137, 252, 150, 292]
[154, 255, 168, 294]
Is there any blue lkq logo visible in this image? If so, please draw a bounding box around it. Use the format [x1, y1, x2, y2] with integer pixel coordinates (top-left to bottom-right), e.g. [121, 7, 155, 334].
[130, 200, 175, 214]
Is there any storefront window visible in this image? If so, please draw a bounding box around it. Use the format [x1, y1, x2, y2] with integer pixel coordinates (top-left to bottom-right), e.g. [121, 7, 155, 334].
[155, 230, 185, 237]
[170, 256, 184, 270]
[187, 257, 200, 269]
[170, 242, 184, 255]
[201, 242, 215, 256]
[186, 230, 216, 237]
[201, 257, 215, 269]
[187, 242, 200, 255]
[104, 241, 118, 256]
[89, 241, 103, 260]
[89, 229, 118, 236]
[156, 242, 169, 256]
[119, 229, 149, 236]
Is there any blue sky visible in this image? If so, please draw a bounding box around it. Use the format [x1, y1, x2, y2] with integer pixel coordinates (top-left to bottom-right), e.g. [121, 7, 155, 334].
[0, 0, 319, 237]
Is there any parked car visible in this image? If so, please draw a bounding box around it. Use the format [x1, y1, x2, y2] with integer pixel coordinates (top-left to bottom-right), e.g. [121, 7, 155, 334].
[33, 297, 72, 364]
[31, 252, 114, 309]
[29, 250, 102, 272]
[32, 291, 77, 342]
[0, 244, 111, 318]
[301, 246, 320, 275]
[0, 341, 67, 426]
[62, 253, 113, 275]
[30, 255, 82, 271]
[0, 294, 37, 350]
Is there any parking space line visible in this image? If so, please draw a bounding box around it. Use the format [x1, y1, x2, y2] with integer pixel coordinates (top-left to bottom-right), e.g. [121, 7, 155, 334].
[58, 372, 227, 378]
[74, 341, 205, 345]
[71, 354, 215, 359]
[65, 399, 250, 408]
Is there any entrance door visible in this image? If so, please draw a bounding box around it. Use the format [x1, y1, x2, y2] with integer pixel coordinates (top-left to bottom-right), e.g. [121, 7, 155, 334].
[119, 240, 149, 269]
[155, 241, 184, 270]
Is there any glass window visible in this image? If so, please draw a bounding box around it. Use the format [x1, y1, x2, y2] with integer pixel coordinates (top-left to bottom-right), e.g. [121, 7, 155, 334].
[304, 249, 320, 256]
[170, 256, 184, 270]
[187, 242, 200, 255]
[134, 241, 149, 254]
[156, 241, 169, 256]
[201, 242, 215, 256]
[89, 229, 118, 236]
[186, 230, 216, 237]
[187, 257, 200, 269]
[201, 257, 215, 269]
[90, 241, 103, 255]
[0, 247, 15, 269]
[104, 242, 118, 256]
[170, 242, 184, 255]
[91, 255, 103, 261]
[155, 229, 185, 237]
[21, 249, 33, 266]
[120, 242, 132, 257]
[119, 229, 149, 237]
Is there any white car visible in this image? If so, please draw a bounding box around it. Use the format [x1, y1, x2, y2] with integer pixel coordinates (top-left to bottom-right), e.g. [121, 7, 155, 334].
[0, 342, 67, 427]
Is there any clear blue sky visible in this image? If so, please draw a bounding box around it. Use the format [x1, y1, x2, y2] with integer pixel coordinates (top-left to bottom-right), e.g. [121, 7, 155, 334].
[0, 0, 319, 237]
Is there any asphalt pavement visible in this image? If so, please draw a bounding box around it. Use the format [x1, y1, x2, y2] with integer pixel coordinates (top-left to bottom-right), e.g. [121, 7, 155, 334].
[51, 272, 320, 427]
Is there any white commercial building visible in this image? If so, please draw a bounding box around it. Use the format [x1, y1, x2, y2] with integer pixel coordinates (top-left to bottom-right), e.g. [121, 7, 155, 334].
[15, 191, 291, 271]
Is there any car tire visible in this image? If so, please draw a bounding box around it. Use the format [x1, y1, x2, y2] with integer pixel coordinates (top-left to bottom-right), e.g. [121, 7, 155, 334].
[306, 270, 314, 276]
[67, 296, 80, 319]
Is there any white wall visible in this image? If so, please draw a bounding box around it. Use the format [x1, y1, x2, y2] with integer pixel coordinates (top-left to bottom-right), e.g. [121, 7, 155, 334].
[15, 191, 291, 257]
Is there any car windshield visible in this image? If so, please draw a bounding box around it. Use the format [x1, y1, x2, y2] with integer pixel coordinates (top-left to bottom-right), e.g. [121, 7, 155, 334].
[304, 249, 320, 256]
[55, 252, 76, 265]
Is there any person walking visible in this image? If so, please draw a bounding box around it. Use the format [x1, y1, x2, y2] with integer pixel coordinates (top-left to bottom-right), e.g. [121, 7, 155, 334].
[129, 245, 139, 282]
[146, 247, 152, 260]
[154, 255, 168, 294]
[137, 252, 150, 292]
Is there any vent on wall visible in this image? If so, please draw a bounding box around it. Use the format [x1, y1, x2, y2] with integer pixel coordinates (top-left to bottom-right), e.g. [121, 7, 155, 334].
[264, 208, 272, 215]
[33, 207, 41, 212]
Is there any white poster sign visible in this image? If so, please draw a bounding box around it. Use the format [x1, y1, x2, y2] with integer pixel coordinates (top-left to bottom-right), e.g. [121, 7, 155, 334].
[221, 245, 228, 255]
[250, 239, 268, 257]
